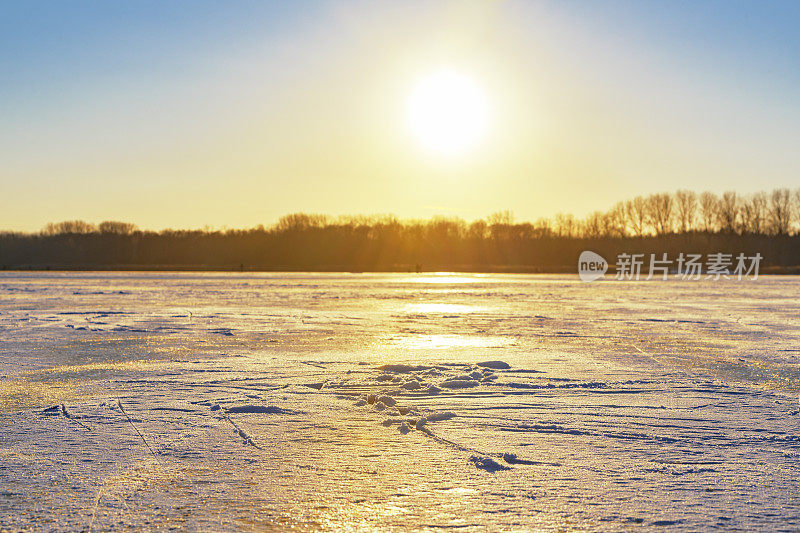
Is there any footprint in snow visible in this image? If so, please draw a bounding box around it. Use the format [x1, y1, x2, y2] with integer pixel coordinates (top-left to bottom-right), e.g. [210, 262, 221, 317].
[470, 456, 511, 472]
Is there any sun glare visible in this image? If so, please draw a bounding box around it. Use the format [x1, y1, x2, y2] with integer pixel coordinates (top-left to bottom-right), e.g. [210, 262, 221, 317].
[406, 69, 489, 157]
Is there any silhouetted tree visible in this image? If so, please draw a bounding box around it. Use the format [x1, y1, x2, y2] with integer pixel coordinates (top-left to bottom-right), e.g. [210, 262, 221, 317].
[98, 221, 138, 235]
[675, 190, 697, 233]
[768, 188, 792, 235]
[740, 192, 767, 235]
[645, 193, 673, 235]
[717, 191, 739, 234]
[553, 213, 577, 238]
[625, 196, 648, 237]
[699, 192, 719, 232]
[604, 202, 628, 238]
[42, 220, 97, 235]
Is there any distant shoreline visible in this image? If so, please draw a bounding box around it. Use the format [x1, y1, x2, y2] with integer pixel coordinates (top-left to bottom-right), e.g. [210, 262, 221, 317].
[2, 265, 800, 275]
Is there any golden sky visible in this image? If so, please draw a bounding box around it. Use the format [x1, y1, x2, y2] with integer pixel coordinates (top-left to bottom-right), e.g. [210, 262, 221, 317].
[2, 1, 799, 231]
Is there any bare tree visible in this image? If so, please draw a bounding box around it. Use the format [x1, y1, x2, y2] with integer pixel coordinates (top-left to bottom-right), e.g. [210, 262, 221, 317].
[645, 193, 673, 235]
[792, 189, 800, 234]
[604, 202, 628, 237]
[553, 213, 577, 238]
[717, 191, 739, 233]
[42, 220, 97, 235]
[767, 188, 792, 235]
[467, 219, 488, 239]
[487, 210, 515, 241]
[487, 210, 514, 226]
[739, 192, 767, 234]
[698, 192, 719, 232]
[427, 216, 466, 240]
[98, 221, 138, 235]
[674, 190, 697, 233]
[276, 213, 328, 231]
[581, 212, 603, 238]
[625, 196, 648, 237]
[532, 218, 552, 238]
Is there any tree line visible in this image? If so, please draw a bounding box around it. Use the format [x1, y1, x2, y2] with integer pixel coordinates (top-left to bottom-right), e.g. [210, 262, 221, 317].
[552, 188, 799, 238]
[2, 188, 800, 271]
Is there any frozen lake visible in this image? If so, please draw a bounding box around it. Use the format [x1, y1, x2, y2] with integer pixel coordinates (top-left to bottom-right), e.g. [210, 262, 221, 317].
[1, 272, 799, 530]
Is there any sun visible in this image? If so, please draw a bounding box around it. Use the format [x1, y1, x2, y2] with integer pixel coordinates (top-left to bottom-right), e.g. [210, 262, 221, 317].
[406, 69, 490, 157]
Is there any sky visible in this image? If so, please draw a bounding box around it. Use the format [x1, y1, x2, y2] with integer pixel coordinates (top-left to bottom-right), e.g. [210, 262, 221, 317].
[2, 0, 799, 232]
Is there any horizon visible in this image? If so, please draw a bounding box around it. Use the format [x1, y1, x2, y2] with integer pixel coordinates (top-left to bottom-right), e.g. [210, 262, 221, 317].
[5, 186, 798, 237]
[3, 1, 800, 232]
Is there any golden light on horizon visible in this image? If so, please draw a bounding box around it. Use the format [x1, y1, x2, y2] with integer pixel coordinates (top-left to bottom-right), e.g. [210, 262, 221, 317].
[406, 69, 490, 157]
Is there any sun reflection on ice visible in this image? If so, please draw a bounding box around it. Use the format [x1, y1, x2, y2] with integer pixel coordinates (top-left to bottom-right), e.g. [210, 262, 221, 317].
[403, 303, 485, 314]
[395, 334, 514, 350]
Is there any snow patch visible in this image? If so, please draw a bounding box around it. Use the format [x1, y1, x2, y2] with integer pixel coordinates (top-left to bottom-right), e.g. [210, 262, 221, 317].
[426, 411, 456, 422]
[476, 361, 511, 370]
[377, 395, 396, 407]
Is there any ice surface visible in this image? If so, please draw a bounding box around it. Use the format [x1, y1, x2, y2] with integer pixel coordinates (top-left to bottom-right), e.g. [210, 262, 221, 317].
[439, 378, 479, 388]
[1, 272, 799, 530]
[225, 405, 292, 414]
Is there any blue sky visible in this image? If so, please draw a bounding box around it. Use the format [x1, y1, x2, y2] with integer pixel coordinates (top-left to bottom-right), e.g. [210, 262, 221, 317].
[1, 1, 799, 231]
